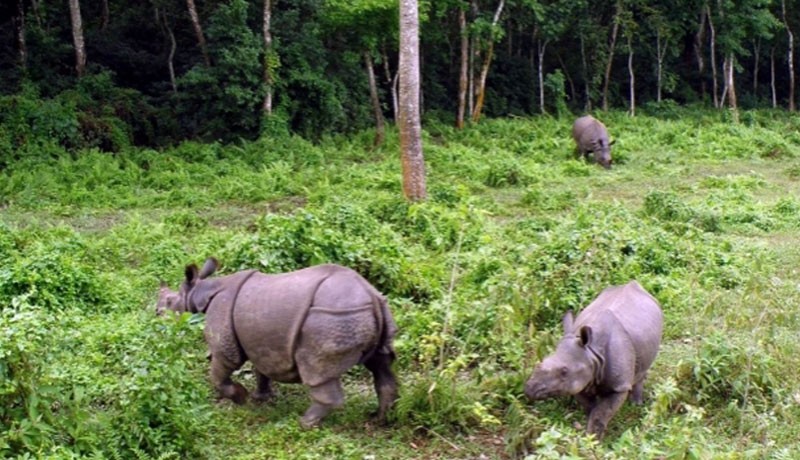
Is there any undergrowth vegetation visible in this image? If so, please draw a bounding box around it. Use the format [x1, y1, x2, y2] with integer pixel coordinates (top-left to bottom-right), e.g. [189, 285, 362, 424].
[2, 109, 800, 458]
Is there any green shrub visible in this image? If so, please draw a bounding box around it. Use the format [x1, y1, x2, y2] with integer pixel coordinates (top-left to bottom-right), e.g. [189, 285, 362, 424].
[677, 333, 781, 407]
[0, 237, 109, 313]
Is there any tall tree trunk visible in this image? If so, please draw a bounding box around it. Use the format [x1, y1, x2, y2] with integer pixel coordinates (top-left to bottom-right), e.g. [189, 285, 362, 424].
[580, 32, 592, 111]
[186, 0, 210, 67]
[398, 0, 426, 201]
[456, 6, 468, 129]
[101, 0, 109, 30]
[158, 8, 178, 94]
[537, 39, 548, 113]
[783, 0, 795, 111]
[365, 51, 386, 146]
[472, 0, 505, 122]
[68, 0, 87, 77]
[694, 6, 707, 99]
[14, 0, 27, 70]
[771, 47, 778, 108]
[707, 4, 719, 108]
[601, 1, 621, 111]
[628, 35, 635, 116]
[262, 0, 274, 114]
[753, 39, 760, 96]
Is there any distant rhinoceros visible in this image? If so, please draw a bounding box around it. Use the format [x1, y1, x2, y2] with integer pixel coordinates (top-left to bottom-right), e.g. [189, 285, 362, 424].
[524, 281, 663, 439]
[157, 258, 398, 428]
[572, 115, 613, 168]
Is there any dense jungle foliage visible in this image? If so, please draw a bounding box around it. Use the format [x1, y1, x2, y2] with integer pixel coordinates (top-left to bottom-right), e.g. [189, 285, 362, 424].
[2, 0, 800, 152]
[1, 109, 800, 458]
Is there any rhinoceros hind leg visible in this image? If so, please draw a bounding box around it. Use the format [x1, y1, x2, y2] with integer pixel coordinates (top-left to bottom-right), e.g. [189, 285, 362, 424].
[300, 379, 345, 429]
[364, 352, 398, 422]
[210, 354, 247, 404]
[251, 370, 274, 402]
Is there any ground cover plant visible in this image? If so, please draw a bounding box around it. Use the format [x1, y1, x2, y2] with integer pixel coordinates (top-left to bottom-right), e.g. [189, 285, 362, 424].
[1, 108, 800, 458]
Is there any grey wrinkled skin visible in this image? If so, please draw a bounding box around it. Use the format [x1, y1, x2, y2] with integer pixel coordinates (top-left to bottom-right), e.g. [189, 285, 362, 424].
[157, 258, 398, 429]
[572, 115, 613, 169]
[525, 281, 663, 439]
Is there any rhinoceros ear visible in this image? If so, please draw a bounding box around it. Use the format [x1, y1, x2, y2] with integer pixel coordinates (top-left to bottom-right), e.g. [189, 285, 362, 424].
[562, 311, 575, 334]
[579, 326, 593, 347]
[198, 257, 219, 279]
[185, 264, 199, 286]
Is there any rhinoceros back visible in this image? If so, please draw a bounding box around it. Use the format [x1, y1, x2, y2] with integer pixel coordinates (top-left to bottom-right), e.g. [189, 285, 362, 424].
[574, 281, 663, 373]
[233, 264, 385, 384]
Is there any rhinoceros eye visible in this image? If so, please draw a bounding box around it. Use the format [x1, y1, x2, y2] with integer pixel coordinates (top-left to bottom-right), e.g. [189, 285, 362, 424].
[559, 366, 569, 377]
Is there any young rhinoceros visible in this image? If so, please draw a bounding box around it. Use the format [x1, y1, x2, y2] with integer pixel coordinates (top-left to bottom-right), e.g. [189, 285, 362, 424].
[157, 258, 398, 429]
[524, 281, 663, 439]
[572, 115, 613, 169]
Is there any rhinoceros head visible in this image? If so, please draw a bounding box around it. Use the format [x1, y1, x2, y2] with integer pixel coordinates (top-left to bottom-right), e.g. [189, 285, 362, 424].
[155, 257, 219, 315]
[595, 138, 614, 169]
[524, 311, 601, 400]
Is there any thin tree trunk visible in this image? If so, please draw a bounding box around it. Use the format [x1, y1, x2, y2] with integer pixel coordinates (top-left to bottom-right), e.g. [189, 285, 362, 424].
[656, 29, 665, 102]
[101, 0, 109, 30]
[262, 0, 274, 114]
[158, 8, 178, 94]
[580, 32, 592, 111]
[753, 39, 760, 96]
[399, 0, 426, 201]
[771, 47, 777, 108]
[30, 0, 42, 28]
[68, 0, 87, 77]
[457, 6, 468, 129]
[694, 6, 707, 100]
[538, 39, 549, 113]
[468, 0, 478, 117]
[707, 4, 719, 108]
[365, 51, 386, 146]
[382, 48, 398, 120]
[602, 1, 621, 111]
[783, 0, 795, 111]
[628, 35, 635, 116]
[556, 52, 576, 104]
[725, 54, 738, 116]
[14, 0, 27, 70]
[472, 0, 505, 122]
[186, 0, 210, 67]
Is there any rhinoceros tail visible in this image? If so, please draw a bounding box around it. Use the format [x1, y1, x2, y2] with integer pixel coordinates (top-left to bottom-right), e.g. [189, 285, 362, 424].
[375, 294, 397, 358]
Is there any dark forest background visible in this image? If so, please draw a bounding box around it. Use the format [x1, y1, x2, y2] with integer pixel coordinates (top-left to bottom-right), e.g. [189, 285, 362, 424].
[0, 0, 796, 154]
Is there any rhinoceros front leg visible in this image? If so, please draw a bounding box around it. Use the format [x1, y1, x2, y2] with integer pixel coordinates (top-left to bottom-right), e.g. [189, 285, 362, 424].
[251, 370, 274, 402]
[364, 352, 398, 422]
[586, 391, 628, 439]
[629, 376, 646, 405]
[210, 354, 247, 404]
[300, 379, 345, 429]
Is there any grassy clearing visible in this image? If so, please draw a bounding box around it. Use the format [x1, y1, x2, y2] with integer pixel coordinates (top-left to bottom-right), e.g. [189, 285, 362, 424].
[2, 109, 800, 459]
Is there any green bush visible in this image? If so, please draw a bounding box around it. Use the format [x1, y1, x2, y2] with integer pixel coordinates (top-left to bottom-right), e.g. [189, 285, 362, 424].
[0, 238, 108, 313]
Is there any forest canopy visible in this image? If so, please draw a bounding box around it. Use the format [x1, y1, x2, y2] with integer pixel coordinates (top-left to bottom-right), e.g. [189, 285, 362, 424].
[0, 0, 796, 153]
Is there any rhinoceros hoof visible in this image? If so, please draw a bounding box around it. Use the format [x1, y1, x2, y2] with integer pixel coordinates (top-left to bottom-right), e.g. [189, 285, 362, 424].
[299, 415, 321, 430]
[250, 391, 274, 403]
